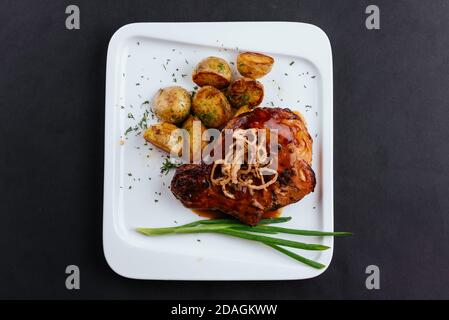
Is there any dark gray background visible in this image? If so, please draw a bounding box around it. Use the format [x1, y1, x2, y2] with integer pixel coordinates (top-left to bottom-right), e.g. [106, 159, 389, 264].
[0, 0, 448, 299]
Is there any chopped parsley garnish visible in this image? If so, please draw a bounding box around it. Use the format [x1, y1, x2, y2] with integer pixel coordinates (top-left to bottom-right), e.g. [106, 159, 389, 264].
[240, 93, 250, 105]
[217, 63, 225, 73]
[138, 110, 150, 130]
[124, 126, 133, 136]
[160, 158, 180, 175]
[199, 112, 215, 123]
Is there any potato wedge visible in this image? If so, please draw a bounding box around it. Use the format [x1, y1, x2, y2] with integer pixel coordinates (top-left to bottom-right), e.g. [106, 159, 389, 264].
[227, 77, 264, 108]
[182, 115, 207, 160]
[192, 57, 232, 89]
[143, 122, 183, 155]
[153, 86, 191, 124]
[192, 86, 232, 128]
[237, 52, 274, 79]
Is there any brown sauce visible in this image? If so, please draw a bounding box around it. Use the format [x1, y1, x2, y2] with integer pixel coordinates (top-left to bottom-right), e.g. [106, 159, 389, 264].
[191, 208, 283, 220]
[191, 209, 226, 219]
[262, 208, 283, 219]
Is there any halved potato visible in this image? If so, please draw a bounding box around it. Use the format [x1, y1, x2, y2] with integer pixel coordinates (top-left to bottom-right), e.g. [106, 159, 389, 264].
[192, 86, 232, 128]
[152, 86, 191, 124]
[227, 77, 264, 108]
[237, 52, 274, 79]
[182, 115, 207, 160]
[143, 122, 183, 155]
[192, 56, 232, 89]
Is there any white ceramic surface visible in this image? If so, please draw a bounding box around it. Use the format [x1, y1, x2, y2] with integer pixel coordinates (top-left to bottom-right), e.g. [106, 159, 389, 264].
[103, 22, 333, 280]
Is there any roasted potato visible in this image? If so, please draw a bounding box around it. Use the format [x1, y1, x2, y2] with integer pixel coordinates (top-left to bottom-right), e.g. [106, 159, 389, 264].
[192, 57, 232, 89]
[227, 77, 264, 108]
[192, 86, 232, 128]
[152, 86, 191, 124]
[237, 52, 274, 79]
[233, 105, 250, 117]
[143, 122, 183, 156]
[182, 115, 207, 160]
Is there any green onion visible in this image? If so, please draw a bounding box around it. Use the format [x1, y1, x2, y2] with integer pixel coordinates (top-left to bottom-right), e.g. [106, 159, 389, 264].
[216, 229, 329, 251]
[136, 216, 350, 269]
[267, 244, 326, 269]
[231, 225, 352, 237]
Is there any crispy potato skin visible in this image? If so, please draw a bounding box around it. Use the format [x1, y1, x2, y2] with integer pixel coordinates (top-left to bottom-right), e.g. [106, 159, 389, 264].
[237, 52, 274, 79]
[233, 105, 250, 117]
[152, 86, 191, 124]
[192, 57, 232, 89]
[143, 122, 182, 155]
[192, 86, 232, 128]
[182, 115, 207, 159]
[227, 77, 264, 108]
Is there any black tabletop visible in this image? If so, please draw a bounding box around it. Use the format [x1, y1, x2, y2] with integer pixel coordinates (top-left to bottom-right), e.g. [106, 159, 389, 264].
[0, 0, 448, 299]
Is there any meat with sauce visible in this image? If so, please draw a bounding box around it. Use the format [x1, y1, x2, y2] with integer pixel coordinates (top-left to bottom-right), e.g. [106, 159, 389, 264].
[170, 107, 316, 225]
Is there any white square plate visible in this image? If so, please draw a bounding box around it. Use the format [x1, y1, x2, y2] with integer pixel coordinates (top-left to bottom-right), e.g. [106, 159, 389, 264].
[103, 22, 333, 280]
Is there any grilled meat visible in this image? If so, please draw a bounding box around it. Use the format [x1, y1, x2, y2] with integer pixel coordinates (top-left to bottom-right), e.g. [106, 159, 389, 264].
[171, 107, 316, 225]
